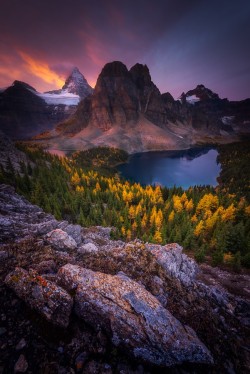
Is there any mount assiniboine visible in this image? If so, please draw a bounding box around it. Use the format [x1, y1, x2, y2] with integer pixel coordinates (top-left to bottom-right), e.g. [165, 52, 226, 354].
[0, 68, 93, 140]
[1, 61, 250, 152]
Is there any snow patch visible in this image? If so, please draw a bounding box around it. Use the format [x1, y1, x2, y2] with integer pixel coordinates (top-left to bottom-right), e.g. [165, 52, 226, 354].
[186, 95, 200, 104]
[221, 116, 234, 125]
[36, 90, 80, 105]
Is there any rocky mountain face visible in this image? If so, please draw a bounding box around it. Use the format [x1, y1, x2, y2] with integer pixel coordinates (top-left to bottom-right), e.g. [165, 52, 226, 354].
[51, 62, 189, 153]
[58, 62, 171, 133]
[0, 68, 93, 140]
[45, 61, 249, 153]
[0, 184, 249, 373]
[1, 61, 249, 152]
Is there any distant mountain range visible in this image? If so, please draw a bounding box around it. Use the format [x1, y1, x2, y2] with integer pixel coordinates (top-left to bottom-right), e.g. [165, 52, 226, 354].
[0, 61, 249, 152]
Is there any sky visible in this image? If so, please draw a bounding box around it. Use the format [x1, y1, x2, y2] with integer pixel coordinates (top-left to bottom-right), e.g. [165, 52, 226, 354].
[0, 0, 250, 100]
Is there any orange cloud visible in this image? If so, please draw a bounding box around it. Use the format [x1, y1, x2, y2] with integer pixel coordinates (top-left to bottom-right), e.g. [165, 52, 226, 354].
[0, 54, 23, 86]
[18, 51, 64, 88]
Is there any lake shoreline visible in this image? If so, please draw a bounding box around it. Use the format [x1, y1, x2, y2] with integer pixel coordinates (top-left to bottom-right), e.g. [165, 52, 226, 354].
[117, 146, 221, 189]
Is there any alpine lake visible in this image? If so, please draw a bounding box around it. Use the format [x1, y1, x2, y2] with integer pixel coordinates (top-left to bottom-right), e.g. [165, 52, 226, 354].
[117, 147, 221, 189]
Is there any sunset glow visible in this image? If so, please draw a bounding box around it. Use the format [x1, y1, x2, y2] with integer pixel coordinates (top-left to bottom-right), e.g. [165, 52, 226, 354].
[19, 52, 65, 88]
[0, 1, 249, 99]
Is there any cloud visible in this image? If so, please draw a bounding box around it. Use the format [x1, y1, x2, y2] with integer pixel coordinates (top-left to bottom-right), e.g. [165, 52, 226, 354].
[18, 52, 64, 88]
[0, 0, 249, 99]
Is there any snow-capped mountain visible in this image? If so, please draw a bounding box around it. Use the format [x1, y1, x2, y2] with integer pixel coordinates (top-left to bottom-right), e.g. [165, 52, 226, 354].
[62, 67, 93, 98]
[0, 67, 94, 139]
[0, 72, 92, 139]
[45, 67, 93, 102]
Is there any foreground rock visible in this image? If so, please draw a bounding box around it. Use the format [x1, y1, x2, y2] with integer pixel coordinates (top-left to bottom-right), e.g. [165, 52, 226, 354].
[147, 243, 198, 286]
[14, 354, 28, 373]
[45, 229, 77, 251]
[0, 184, 83, 246]
[57, 264, 213, 367]
[5, 267, 73, 327]
[1, 185, 250, 373]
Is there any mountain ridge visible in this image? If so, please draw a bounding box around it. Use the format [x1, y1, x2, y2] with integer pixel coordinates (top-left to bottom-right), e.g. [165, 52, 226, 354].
[1, 61, 250, 152]
[42, 61, 250, 153]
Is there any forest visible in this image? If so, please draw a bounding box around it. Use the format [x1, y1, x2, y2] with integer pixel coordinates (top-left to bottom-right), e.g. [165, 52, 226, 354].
[1, 142, 250, 269]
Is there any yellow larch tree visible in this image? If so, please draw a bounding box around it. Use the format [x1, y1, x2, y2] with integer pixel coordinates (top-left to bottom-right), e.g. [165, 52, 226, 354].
[126, 229, 132, 241]
[132, 221, 137, 232]
[191, 214, 198, 223]
[155, 209, 163, 229]
[196, 193, 219, 215]
[128, 205, 136, 220]
[173, 195, 183, 213]
[180, 192, 188, 204]
[153, 230, 162, 244]
[185, 199, 194, 212]
[71, 171, 81, 186]
[150, 206, 157, 226]
[121, 226, 126, 236]
[168, 210, 175, 222]
[141, 213, 148, 229]
[221, 204, 236, 222]
[76, 185, 84, 193]
[194, 220, 205, 237]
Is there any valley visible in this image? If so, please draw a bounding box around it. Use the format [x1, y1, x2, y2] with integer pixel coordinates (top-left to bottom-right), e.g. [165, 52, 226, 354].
[1, 140, 249, 269]
[0, 138, 249, 373]
[0, 61, 250, 374]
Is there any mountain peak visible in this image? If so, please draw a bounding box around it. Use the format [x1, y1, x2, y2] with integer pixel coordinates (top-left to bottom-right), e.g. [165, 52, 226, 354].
[130, 63, 150, 75]
[100, 61, 129, 78]
[68, 67, 84, 81]
[11, 80, 37, 92]
[196, 84, 206, 89]
[71, 66, 81, 74]
[130, 63, 152, 87]
[62, 67, 93, 98]
[182, 84, 220, 104]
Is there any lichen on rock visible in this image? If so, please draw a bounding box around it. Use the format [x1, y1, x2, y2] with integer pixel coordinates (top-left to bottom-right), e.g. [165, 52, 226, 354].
[45, 229, 77, 251]
[57, 264, 213, 367]
[5, 267, 73, 327]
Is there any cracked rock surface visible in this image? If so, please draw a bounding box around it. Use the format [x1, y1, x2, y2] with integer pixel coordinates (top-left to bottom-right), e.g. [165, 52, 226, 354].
[57, 264, 213, 366]
[1, 184, 250, 373]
